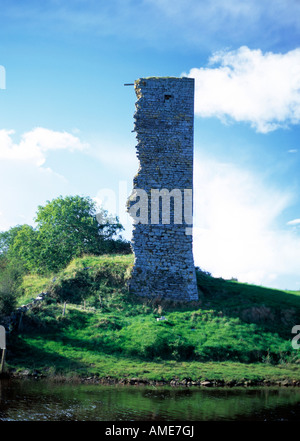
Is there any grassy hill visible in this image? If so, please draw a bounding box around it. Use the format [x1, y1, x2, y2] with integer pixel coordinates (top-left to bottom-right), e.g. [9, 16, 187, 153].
[5, 254, 300, 385]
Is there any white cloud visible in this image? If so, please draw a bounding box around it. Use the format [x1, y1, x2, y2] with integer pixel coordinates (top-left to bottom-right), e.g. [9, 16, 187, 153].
[185, 46, 300, 133]
[0, 127, 89, 231]
[287, 218, 300, 226]
[193, 154, 300, 289]
[0, 127, 88, 167]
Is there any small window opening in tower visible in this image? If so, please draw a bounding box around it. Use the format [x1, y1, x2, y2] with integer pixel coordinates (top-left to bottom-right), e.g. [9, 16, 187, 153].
[164, 93, 174, 102]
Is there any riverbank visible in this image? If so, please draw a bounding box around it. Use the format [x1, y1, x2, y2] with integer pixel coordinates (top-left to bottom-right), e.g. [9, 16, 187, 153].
[2, 372, 300, 392]
[4, 356, 300, 388]
[4, 371, 300, 388]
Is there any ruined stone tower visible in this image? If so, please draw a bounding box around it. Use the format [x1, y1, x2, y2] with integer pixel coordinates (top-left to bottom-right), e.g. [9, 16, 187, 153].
[127, 77, 198, 301]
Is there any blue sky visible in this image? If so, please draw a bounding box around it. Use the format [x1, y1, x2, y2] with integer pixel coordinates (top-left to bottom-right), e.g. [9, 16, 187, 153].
[0, 0, 300, 290]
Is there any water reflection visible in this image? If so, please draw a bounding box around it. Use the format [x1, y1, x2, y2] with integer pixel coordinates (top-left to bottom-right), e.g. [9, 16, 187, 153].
[0, 380, 300, 421]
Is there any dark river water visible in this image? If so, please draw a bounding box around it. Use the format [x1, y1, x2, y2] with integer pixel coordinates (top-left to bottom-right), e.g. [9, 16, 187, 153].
[0, 379, 300, 421]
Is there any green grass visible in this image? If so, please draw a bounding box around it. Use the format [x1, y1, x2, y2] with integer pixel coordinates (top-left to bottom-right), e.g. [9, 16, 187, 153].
[18, 274, 50, 306]
[6, 254, 300, 383]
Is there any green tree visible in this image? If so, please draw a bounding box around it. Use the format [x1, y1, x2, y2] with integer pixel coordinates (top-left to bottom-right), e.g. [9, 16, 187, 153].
[0, 225, 26, 256]
[34, 195, 128, 271]
[1, 195, 131, 274]
[8, 225, 40, 272]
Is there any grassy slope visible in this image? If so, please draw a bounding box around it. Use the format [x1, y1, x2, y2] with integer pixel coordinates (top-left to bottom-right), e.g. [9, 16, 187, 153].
[6, 254, 300, 383]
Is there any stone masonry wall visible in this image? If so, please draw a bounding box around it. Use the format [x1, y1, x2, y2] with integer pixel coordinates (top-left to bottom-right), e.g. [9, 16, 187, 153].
[127, 77, 198, 301]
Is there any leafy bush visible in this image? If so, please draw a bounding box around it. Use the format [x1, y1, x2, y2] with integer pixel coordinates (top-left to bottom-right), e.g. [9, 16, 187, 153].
[0, 261, 24, 317]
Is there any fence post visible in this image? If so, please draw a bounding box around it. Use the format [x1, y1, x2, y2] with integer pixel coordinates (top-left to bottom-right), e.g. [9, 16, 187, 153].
[0, 348, 6, 373]
[62, 301, 67, 316]
[0, 325, 6, 374]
